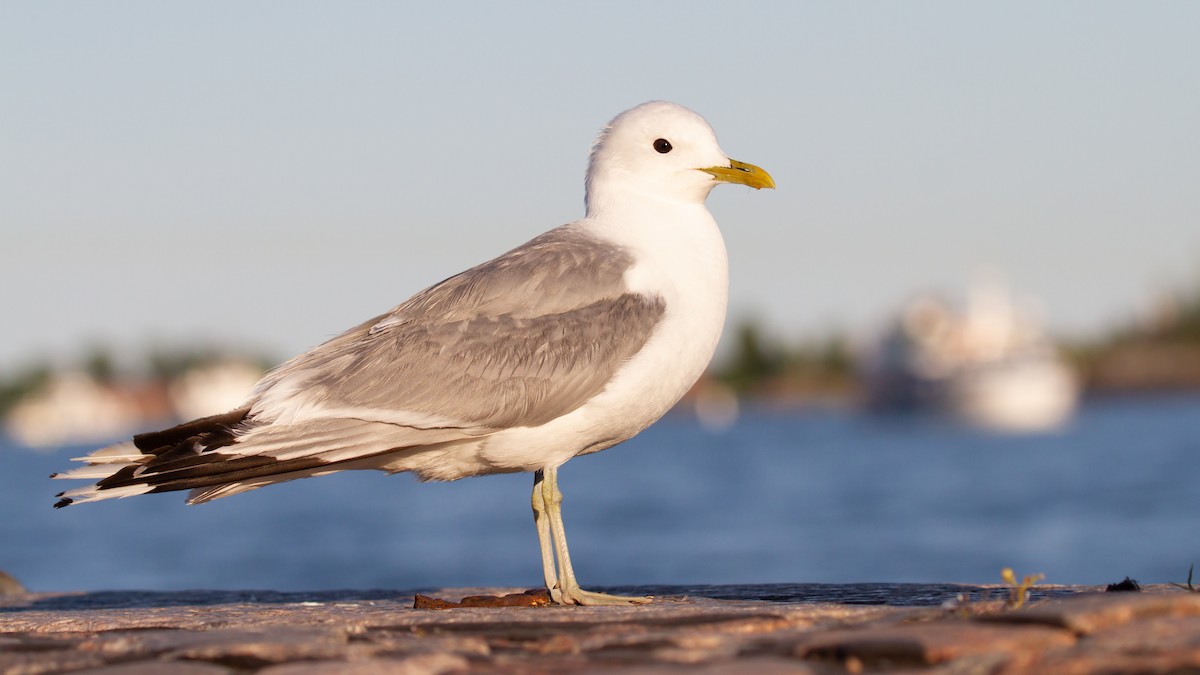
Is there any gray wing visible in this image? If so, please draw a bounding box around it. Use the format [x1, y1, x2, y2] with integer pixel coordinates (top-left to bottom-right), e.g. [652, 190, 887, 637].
[252, 225, 667, 430]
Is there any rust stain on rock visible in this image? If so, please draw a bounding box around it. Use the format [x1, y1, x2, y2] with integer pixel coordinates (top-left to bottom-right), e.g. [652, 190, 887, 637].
[414, 588, 552, 610]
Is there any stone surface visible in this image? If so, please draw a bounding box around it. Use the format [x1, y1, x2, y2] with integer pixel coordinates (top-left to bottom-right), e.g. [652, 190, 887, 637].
[0, 584, 1197, 673]
[75, 663, 232, 675]
[984, 590, 1200, 633]
[796, 621, 1076, 668]
[257, 654, 470, 675]
[1007, 614, 1200, 675]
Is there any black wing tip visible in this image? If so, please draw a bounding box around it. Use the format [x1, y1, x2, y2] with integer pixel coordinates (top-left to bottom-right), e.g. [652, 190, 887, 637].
[49, 472, 59, 479]
[53, 497, 73, 509]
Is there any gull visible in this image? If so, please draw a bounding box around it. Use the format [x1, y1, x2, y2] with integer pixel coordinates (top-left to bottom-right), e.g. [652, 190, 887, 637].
[53, 101, 774, 606]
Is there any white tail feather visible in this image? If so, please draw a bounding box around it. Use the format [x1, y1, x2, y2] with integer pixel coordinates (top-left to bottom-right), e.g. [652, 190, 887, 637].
[69, 440, 148, 464]
[56, 483, 154, 505]
[52, 464, 135, 481]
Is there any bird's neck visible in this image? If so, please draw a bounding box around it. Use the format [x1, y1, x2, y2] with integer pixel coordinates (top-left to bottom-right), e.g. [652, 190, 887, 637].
[585, 182, 715, 222]
[585, 168, 718, 217]
[584, 197, 716, 247]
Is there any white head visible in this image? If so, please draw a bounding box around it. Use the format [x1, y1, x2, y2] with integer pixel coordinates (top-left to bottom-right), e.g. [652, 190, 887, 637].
[585, 101, 773, 216]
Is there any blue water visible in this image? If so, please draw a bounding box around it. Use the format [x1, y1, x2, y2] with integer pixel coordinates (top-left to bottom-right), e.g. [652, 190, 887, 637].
[2, 394, 1199, 592]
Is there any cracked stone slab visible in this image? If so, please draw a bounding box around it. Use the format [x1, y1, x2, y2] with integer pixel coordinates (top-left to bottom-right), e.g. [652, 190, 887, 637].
[70, 662, 234, 675]
[162, 628, 358, 668]
[1009, 615, 1200, 675]
[982, 590, 1200, 634]
[794, 621, 1076, 669]
[1018, 650, 1200, 675]
[601, 657, 821, 674]
[75, 628, 344, 658]
[256, 653, 470, 675]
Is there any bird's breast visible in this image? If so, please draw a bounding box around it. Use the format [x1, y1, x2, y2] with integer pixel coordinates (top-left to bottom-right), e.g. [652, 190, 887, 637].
[474, 208, 730, 472]
[559, 210, 730, 452]
[598, 213, 730, 430]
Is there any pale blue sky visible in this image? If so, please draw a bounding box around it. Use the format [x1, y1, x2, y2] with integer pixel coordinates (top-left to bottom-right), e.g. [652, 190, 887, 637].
[3, 2, 1198, 367]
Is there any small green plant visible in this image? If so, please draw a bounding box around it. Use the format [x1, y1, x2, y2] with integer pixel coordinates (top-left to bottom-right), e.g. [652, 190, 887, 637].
[1170, 564, 1198, 592]
[1001, 567, 1045, 609]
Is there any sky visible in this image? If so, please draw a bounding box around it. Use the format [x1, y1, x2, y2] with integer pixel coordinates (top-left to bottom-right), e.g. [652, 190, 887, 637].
[3, 2, 1198, 370]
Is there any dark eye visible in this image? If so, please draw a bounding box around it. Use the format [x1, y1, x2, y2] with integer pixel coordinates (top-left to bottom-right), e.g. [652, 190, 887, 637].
[653, 138, 672, 154]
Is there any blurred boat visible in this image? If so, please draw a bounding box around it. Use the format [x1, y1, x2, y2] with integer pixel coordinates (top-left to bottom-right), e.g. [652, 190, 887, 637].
[4, 360, 262, 449]
[862, 278, 1078, 431]
[3, 372, 167, 448]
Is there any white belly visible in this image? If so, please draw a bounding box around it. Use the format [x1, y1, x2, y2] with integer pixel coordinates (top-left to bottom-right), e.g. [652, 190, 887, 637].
[477, 206, 729, 472]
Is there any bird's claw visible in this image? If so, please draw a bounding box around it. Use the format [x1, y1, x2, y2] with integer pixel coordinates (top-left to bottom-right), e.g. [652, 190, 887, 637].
[550, 584, 651, 606]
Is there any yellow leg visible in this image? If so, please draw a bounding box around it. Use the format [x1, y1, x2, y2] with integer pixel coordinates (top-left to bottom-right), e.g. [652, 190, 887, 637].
[538, 466, 650, 606]
[530, 470, 560, 602]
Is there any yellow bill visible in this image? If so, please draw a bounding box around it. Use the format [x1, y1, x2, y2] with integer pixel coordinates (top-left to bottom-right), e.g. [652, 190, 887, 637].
[701, 159, 775, 190]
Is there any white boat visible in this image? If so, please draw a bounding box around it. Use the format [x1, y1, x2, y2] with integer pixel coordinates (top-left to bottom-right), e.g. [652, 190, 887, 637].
[947, 349, 1078, 431]
[863, 279, 1078, 431]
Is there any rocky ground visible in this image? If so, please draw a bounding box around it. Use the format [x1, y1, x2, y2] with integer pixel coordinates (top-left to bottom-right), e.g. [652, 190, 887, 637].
[2, 583, 1198, 673]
